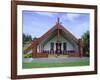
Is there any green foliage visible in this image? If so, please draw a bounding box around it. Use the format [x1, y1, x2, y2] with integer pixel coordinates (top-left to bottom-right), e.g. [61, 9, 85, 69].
[23, 33, 32, 46]
[82, 31, 90, 57]
[24, 53, 32, 58]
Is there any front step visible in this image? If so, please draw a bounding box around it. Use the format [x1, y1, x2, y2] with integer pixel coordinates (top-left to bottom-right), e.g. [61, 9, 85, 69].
[48, 54, 69, 58]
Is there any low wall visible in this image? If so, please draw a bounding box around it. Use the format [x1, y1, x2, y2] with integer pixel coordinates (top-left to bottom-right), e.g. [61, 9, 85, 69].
[68, 52, 80, 57]
[32, 53, 48, 58]
[32, 52, 80, 58]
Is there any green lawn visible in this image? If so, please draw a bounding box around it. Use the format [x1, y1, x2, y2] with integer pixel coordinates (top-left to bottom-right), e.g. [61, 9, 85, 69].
[22, 59, 89, 69]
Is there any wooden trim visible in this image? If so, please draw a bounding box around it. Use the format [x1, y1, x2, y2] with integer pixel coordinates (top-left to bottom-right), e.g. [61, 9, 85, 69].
[40, 23, 79, 44]
[25, 18, 80, 51]
[15, 1, 97, 9]
[11, 1, 17, 79]
[94, 6, 98, 74]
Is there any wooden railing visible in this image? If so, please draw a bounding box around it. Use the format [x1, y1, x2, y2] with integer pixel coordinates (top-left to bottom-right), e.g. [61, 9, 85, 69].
[32, 53, 48, 58]
[32, 51, 80, 58]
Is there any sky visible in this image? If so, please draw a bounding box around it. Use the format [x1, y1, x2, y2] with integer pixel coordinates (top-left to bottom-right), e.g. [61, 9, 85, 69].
[22, 10, 90, 39]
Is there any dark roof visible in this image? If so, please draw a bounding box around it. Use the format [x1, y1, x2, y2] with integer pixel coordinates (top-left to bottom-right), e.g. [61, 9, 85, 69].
[38, 23, 78, 43]
[25, 22, 79, 53]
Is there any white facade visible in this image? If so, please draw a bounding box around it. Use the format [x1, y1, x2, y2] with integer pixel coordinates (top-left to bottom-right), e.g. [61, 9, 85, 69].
[37, 34, 79, 53]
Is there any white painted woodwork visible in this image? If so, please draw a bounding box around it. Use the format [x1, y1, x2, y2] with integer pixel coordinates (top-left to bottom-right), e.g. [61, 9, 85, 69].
[37, 34, 79, 52]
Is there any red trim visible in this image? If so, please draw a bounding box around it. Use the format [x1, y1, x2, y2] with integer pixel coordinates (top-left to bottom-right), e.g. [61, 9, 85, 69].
[38, 23, 79, 44]
[25, 23, 83, 57]
[78, 39, 84, 57]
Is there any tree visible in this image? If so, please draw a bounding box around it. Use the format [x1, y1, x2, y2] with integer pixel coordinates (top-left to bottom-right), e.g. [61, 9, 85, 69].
[82, 31, 90, 57]
[23, 33, 32, 46]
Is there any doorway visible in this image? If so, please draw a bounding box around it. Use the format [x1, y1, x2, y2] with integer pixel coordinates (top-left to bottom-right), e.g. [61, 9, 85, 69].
[56, 42, 62, 54]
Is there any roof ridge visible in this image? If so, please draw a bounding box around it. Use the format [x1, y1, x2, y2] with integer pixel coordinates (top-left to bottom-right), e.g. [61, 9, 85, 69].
[38, 23, 78, 44]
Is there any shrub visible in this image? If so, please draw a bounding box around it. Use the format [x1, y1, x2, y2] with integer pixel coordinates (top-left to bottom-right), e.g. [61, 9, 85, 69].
[24, 53, 32, 58]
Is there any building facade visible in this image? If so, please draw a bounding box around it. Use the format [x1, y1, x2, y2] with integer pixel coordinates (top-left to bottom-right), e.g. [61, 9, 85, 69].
[24, 18, 83, 58]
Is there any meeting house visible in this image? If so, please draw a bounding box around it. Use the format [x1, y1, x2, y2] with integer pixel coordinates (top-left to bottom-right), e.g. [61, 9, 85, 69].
[24, 18, 83, 58]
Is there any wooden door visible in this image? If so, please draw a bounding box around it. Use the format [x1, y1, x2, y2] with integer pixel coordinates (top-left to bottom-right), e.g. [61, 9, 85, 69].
[56, 42, 61, 54]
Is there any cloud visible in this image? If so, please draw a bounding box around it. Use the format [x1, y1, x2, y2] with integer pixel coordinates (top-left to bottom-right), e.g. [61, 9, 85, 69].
[34, 12, 58, 18]
[61, 13, 81, 22]
[23, 11, 89, 38]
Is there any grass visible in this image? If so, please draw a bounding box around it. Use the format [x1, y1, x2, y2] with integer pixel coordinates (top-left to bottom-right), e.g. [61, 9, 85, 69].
[22, 59, 89, 69]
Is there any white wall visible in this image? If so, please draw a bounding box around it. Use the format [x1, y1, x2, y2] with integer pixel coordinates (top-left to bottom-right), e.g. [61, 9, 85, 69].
[43, 34, 78, 51]
[0, 0, 100, 80]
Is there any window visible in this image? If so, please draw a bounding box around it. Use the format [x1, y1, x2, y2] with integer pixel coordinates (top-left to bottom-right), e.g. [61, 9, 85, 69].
[63, 42, 66, 51]
[51, 42, 54, 50]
